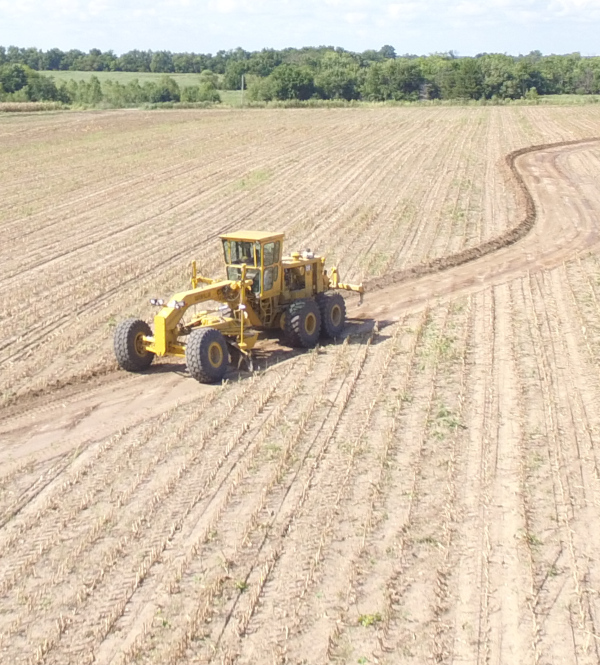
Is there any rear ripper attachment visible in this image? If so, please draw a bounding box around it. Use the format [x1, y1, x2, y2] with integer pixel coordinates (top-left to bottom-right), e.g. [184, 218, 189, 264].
[113, 230, 364, 383]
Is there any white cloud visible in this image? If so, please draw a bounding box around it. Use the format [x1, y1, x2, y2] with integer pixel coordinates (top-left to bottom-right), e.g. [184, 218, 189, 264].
[452, 2, 487, 16]
[345, 11, 367, 23]
[387, 2, 422, 19]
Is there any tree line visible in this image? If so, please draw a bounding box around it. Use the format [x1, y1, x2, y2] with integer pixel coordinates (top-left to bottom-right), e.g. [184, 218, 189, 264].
[0, 66, 221, 105]
[2, 45, 600, 105]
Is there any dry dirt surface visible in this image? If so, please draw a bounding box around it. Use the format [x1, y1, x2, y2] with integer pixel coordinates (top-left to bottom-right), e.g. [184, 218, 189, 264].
[2, 106, 600, 665]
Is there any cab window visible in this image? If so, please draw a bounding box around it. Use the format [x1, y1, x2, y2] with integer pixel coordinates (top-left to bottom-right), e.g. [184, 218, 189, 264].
[263, 266, 279, 292]
[223, 240, 256, 266]
[263, 241, 280, 267]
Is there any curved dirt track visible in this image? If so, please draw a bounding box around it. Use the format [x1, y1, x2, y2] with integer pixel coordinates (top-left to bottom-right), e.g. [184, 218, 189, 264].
[2, 127, 600, 665]
[2, 137, 599, 463]
[362, 137, 600, 320]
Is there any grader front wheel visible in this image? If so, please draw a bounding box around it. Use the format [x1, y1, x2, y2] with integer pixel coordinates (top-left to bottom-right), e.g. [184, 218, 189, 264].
[186, 328, 229, 383]
[114, 319, 155, 372]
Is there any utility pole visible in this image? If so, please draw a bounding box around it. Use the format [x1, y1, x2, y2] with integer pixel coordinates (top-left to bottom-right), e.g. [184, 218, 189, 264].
[241, 74, 245, 108]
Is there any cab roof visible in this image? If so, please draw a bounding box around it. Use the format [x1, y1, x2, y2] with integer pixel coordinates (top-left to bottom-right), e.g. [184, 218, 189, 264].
[220, 230, 284, 243]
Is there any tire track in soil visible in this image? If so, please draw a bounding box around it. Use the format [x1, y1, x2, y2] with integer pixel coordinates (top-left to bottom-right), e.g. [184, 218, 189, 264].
[359, 137, 600, 331]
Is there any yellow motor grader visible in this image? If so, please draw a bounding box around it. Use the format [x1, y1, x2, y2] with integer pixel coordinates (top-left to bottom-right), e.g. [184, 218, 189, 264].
[114, 230, 364, 383]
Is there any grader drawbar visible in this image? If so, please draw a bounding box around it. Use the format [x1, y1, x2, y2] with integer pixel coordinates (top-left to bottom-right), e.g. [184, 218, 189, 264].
[114, 230, 364, 383]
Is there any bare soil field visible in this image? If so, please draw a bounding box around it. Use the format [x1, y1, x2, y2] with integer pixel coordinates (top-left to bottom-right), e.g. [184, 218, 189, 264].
[1, 106, 600, 664]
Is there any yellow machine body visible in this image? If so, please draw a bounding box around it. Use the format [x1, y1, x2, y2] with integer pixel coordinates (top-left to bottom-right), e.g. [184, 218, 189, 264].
[140, 230, 364, 360]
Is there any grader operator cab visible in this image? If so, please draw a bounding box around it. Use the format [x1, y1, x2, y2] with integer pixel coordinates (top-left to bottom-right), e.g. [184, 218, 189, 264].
[114, 230, 364, 383]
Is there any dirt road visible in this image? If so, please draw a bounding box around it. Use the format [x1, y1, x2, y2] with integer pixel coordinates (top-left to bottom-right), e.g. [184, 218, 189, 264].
[1, 128, 600, 664]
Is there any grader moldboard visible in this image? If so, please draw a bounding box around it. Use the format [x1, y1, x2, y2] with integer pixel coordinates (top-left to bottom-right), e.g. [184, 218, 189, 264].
[114, 230, 365, 383]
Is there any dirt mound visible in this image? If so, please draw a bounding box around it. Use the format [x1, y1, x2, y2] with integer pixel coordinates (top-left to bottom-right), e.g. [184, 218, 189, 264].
[364, 137, 599, 293]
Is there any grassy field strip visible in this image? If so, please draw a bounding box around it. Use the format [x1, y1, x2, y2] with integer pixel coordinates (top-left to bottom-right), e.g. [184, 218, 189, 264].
[40, 71, 214, 87]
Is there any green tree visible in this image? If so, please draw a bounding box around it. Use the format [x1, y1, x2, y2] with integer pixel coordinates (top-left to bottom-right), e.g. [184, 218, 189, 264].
[269, 64, 315, 100]
[246, 74, 275, 101]
[198, 70, 218, 86]
[0, 63, 28, 93]
[117, 50, 152, 72]
[452, 58, 483, 98]
[314, 51, 362, 100]
[361, 59, 423, 101]
[181, 83, 220, 102]
[87, 75, 103, 104]
[223, 59, 248, 89]
[379, 45, 397, 59]
[24, 71, 64, 101]
[147, 76, 180, 102]
[437, 58, 483, 99]
[150, 51, 174, 73]
[247, 49, 282, 77]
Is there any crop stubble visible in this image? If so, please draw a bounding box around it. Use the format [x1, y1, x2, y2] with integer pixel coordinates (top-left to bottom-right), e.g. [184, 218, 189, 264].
[1, 106, 600, 663]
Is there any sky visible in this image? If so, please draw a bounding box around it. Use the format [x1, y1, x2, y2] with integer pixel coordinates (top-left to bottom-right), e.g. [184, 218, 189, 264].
[0, 0, 598, 57]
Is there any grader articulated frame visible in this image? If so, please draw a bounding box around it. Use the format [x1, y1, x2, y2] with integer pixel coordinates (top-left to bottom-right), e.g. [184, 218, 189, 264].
[114, 230, 364, 383]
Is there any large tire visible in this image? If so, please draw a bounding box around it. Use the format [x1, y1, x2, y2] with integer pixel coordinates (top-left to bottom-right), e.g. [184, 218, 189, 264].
[284, 299, 321, 348]
[114, 318, 155, 372]
[316, 292, 346, 339]
[186, 328, 229, 384]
